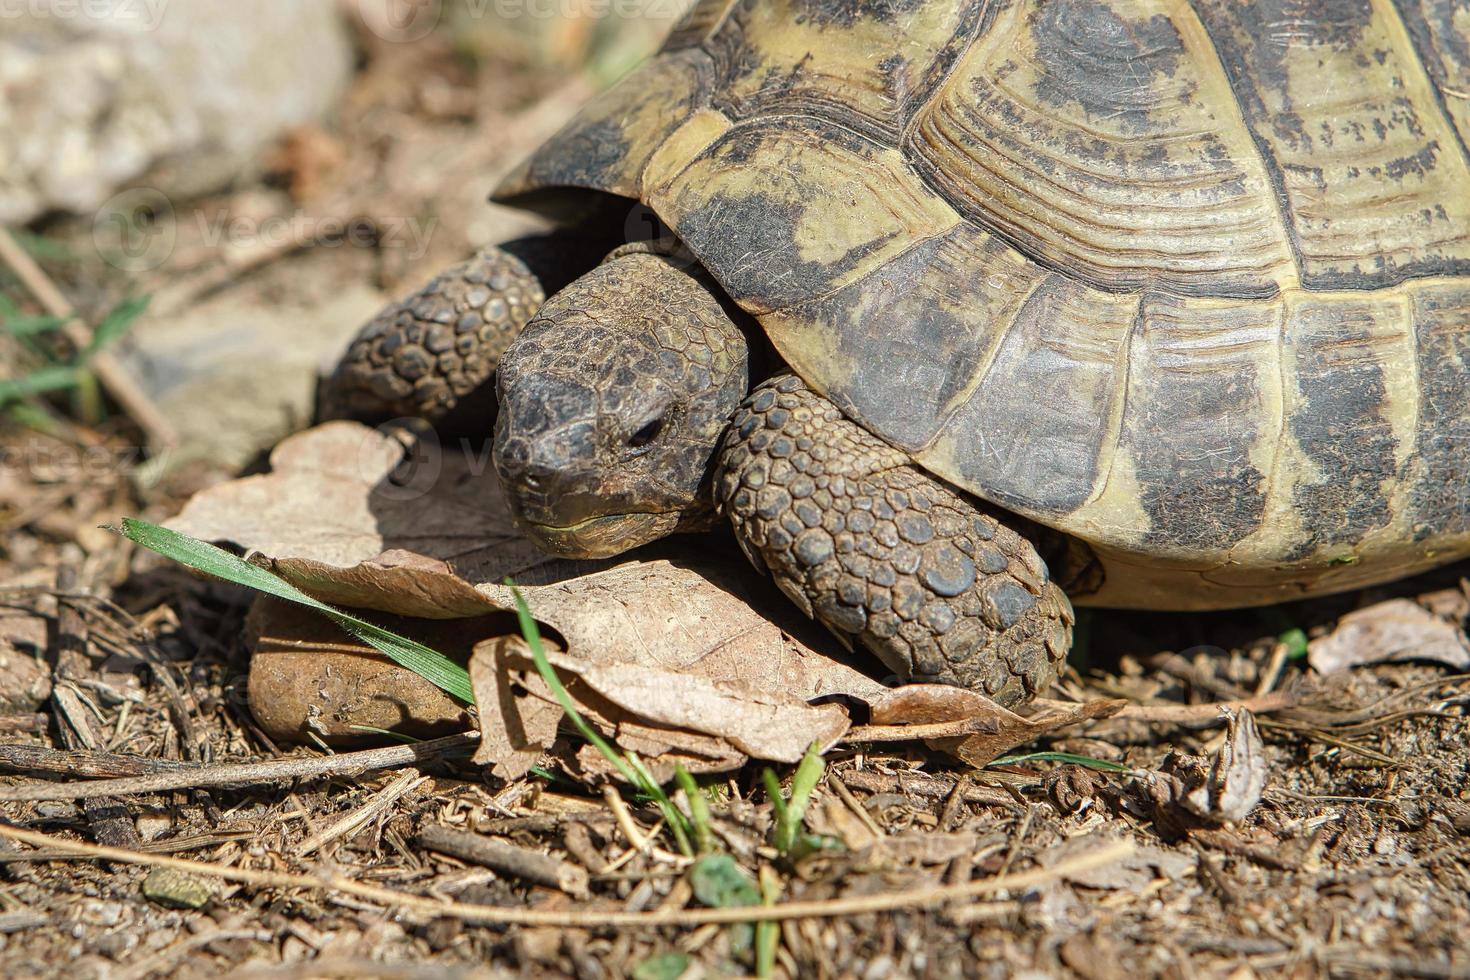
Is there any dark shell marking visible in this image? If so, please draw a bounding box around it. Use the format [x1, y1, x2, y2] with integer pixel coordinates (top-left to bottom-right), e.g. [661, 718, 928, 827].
[716, 375, 1072, 703]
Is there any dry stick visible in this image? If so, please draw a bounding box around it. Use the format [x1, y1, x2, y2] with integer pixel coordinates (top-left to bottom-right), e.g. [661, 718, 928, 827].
[0, 732, 478, 802]
[0, 823, 1133, 927]
[0, 744, 200, 779]
[845, 717, 1002, 742]
[296, 771, 426, 857]
[1109, 690, 1298, 724]
[0, 228, 177, 448]
[417, 823, 590, 899]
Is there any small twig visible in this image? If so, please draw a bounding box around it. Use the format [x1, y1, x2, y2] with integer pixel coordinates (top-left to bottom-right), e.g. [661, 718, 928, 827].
[0, 744, 200, 779]
[0, 714, 48, 734]
[417, 824, 589, 898]
[0, 732, 478, 801]
[1110, 690, 1298, 725]
[297, 771, 426, 856]
[0, 823, 1135, 927]
[845, 717, 1000, 742]
[1255, 641, 1291, 697]
[602, 784, 651, 853]
[829, 773, 884, 838]
[0, 228, 177, 447]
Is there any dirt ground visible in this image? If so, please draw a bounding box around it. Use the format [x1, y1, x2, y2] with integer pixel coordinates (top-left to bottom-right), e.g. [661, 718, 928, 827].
[1, 10, 1467, 980]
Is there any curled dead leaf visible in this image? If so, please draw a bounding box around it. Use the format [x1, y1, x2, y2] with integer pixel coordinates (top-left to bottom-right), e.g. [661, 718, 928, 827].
[469, 635, 852, 779]
[1307, 598, 1470, 675]
[1130, 709, 1267, 832]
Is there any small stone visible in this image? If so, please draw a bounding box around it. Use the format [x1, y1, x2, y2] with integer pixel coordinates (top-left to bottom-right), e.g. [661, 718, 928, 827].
[142, 868, 214, 910]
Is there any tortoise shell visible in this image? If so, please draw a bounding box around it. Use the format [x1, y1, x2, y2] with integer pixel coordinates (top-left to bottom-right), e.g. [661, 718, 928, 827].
[495, 0, 1470, 609]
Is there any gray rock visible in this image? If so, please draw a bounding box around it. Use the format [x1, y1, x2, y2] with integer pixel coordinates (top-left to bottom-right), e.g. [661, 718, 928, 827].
[0, 0, 351, 224]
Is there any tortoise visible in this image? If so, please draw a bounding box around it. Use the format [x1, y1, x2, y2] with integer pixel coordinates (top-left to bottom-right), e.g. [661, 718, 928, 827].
[325, 0, 1470, 706]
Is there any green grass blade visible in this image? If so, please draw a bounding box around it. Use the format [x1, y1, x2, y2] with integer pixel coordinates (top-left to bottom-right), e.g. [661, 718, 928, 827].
[674, 765, 713, 855]
[627, 751, 692, 857]
[0, 365, 82, 403]
[0, 313, 66, 337]
[508, 583, 643, 786]
[755, 866, 780, 978]
[117, 518, 473, 703]
[88, 295, 150, 355]
[768, 741, 824, 853]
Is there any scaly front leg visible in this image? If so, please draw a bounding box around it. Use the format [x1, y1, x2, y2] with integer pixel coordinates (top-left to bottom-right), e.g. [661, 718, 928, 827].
[716, 375, 1073, 705]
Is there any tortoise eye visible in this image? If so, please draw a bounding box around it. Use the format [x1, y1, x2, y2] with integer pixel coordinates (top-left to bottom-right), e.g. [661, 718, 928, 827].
[627, 416, 665, 449]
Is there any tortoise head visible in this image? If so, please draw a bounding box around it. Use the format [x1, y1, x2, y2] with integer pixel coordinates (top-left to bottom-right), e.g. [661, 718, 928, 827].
[493, 249, 751, 558]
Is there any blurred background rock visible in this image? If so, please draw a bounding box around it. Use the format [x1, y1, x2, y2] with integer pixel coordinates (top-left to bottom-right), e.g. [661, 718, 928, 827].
[1, 0, 689, 482]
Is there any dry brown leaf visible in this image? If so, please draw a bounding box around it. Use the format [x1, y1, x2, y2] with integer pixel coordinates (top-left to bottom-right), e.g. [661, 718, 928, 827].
[1131, 709, 1267, 831]
[1308, 598, 1470, 674]
[863, 686, 1125, 768]
[469, 636, 852, 777]
[1189, 709, 1267, 822]
[468, 636, 563, 780]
